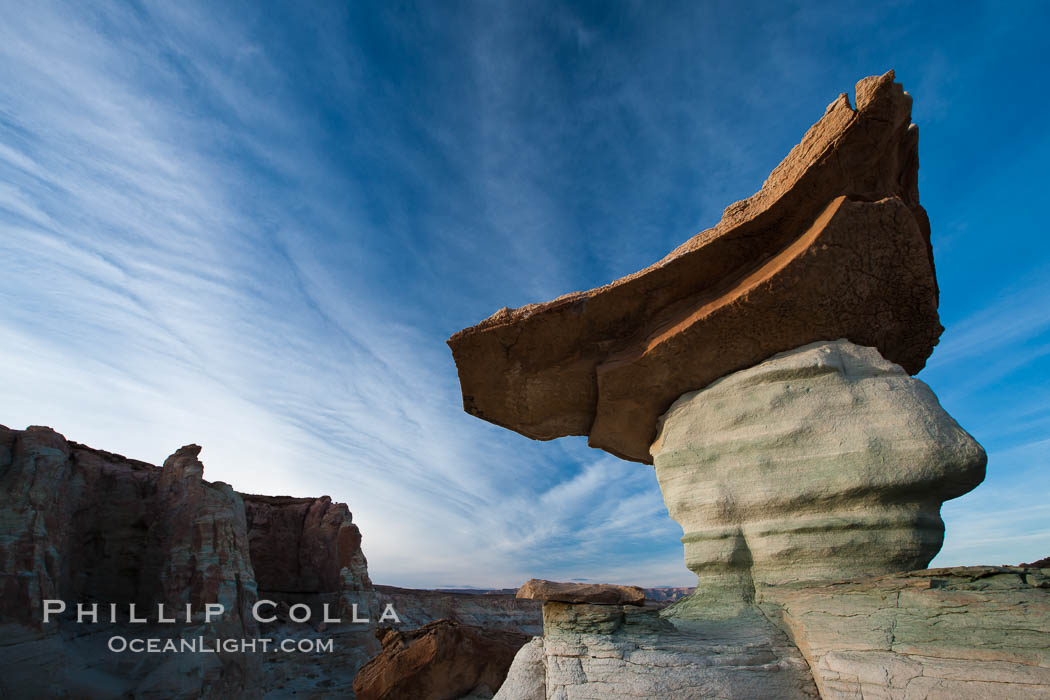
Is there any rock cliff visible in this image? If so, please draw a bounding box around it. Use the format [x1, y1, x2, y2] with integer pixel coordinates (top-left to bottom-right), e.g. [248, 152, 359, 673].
[0, 424, 375, 698]
[0, 423, 542, 698]
[243, 494, 374, 619]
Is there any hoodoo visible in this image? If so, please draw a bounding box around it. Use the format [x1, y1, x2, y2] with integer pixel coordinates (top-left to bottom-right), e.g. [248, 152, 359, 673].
[450, 73, 1049, 699]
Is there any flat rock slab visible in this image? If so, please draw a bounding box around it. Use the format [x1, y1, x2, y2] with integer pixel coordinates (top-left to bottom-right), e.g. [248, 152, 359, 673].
[516, 579, 646, 606]
[449, 70, 941, 463]
[758, 566, 1050, 699]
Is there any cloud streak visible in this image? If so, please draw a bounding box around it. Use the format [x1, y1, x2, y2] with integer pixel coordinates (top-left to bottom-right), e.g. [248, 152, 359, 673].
[0, 0, 696, 588]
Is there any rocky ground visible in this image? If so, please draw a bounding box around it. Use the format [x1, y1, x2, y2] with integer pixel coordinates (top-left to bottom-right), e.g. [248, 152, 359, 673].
[496, 567, 1050, 700]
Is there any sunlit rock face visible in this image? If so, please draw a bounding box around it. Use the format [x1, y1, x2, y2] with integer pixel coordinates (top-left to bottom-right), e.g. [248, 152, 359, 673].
[449, 70, 941, 465]
[650, 340, 986, 605]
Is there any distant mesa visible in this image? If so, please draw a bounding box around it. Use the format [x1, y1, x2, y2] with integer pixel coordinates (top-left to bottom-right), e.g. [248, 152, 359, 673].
[448, 69, 940, 464]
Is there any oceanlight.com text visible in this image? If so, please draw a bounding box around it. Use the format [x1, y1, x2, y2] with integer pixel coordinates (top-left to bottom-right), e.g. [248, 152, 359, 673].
[107, 636, 334, 654]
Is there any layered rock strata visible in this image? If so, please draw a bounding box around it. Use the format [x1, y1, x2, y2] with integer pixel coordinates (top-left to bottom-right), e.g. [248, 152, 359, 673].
[494, 598, 819, 700]
[140, 445, 259, 633]
[449, 70, 940, 463]
[650, 340, 987, 607]
[449, 71, 1048, 698]
[496, 568, 1050, 700]
[757, 566, 1050, 699]
[642, 586, 695, 603]
[0, 424, 375, 698]
[375, 585, 543, 637]
[0, 426, 263, 697]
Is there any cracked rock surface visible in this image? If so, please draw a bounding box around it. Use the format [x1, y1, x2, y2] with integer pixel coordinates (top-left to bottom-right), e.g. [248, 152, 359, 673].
[449, 70, 941, 464]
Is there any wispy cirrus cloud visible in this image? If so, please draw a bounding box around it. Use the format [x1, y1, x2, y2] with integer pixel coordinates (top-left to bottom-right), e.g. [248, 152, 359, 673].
[922, 269, 1050, 568]
[0, 0, 696, 588]
[1, 0, 1047, 587]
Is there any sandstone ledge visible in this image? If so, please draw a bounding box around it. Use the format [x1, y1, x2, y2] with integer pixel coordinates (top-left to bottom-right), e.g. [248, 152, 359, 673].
[516, 579, 646, 606]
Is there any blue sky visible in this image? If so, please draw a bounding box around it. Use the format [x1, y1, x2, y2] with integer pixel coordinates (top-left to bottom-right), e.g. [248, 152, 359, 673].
[0, 0, 1046, 587]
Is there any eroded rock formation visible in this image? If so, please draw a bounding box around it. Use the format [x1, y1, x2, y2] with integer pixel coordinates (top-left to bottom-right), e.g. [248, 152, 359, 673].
[353, 619, 530, 700]
[651, 340, 986, 608]
[642, 586, 695, 603]
[140, 444, 259, 633]
[243, 494, 373, 620]
[497, 567, 1050, 700]
[449, 70, 940, 463]
[0, 426, 264, 697]
[450, 71, 1049, 698]
[0, 423, 549, 697]
[495, 597, 819, 700]
[492, 637, 546, 700]
[0, 424, 375, 698]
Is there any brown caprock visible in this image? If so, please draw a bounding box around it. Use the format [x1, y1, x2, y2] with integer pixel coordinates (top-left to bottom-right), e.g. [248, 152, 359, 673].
[448, 71, 941, 464]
